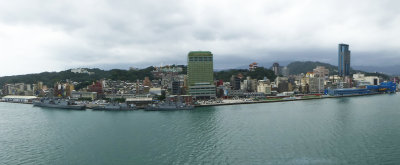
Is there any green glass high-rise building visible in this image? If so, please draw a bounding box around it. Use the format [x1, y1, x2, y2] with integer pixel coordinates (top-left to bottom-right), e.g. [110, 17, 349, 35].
[187, 51, 214, 85]
[187, 51, 216, 99]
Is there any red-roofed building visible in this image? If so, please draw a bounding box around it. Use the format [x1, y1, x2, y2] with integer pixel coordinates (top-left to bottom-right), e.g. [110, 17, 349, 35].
[249, 62, 258, 71]
[89, 81, 103, 98]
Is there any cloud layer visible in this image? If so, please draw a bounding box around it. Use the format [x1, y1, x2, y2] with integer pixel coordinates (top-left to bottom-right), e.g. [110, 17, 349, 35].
[0, 0, 399, 76]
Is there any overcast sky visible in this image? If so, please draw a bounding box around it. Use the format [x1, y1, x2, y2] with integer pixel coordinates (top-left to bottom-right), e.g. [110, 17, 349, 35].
[0, 0, 399, 76]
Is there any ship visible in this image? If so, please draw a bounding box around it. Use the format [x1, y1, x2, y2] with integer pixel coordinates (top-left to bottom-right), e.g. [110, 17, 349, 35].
[92, 103, 137, 111]
[33, 98, 86, 110]
[145, 101, 194, 111]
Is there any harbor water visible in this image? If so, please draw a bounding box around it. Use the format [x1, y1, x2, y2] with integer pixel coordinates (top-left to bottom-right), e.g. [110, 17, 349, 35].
[1, 94, 400, 164]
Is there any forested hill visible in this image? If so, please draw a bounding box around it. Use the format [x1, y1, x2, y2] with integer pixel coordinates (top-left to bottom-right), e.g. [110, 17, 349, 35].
[0, 67, 155, 87]
[0, 62, 391, 88]
[1, 66, 277, 87]
[214, 67, 277, 82]
[286, 61, 338, 75]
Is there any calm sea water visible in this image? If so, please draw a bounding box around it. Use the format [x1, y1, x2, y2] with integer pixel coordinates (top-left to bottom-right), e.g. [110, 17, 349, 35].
[1, 94, 400, 165]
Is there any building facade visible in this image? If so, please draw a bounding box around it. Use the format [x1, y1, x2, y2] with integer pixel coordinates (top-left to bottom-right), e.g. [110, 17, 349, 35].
[309, 77, 325, 93]
[241, 77, 257, 92]
[281, 66, 290, 77]
[187, 51, 216, 99]
[257, 80, 272, 95]
[171, 81, 181, 95]
[338, 44, 351, 77]
[313, 66, 329, 78]
[272, 63, 280, 76]
[71, 91, 98, 100]
[353, 73, 380, 87]
[230, 75, 241, 90]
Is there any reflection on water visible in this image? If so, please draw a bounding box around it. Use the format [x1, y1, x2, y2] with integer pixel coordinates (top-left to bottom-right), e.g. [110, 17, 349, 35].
[336, 97, 350, 104]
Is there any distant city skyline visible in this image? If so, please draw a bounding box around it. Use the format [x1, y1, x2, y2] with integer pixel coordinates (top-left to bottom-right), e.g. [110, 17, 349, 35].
[1, 0, 400, 76]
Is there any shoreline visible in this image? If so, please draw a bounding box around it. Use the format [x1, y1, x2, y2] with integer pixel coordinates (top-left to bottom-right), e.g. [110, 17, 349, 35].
[1, 92, 396, 109]
[195, 92, 391, 107]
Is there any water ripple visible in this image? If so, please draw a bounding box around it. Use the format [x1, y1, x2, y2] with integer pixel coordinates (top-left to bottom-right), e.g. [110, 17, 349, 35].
[1, 94, 400, 164]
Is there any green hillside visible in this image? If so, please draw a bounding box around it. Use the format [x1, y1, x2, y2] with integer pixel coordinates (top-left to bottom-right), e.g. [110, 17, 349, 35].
[214, 67, 277, 82]
[287, 61, 338, 75]
[0, 67, 155, 87]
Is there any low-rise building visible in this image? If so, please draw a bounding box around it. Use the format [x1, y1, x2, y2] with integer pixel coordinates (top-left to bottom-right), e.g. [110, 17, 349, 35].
[71, 68, 94, 75]
[244, 92, 265, 98]
[309, 77, 325, 93]
[257, 80, 272, 95]
[104, 94, 136, 99]
[227, 89, 245, 98]
[71, 91, 97, 100]
[353, 73, 380, 87]
[2, 83, 34, 96]
[1, 95, 37, 103]
[188, 83, 216, 99]
[126, 97, 154, 108]
[241, 77, 257, 92]
[313, 66, 329, 78]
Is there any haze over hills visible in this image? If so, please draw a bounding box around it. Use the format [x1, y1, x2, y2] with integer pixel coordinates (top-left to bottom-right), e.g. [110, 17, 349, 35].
[352, 65, 400, 76]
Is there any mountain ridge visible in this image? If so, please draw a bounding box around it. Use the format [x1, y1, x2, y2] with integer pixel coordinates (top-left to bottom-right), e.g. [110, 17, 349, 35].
[0, 61, 393, 88]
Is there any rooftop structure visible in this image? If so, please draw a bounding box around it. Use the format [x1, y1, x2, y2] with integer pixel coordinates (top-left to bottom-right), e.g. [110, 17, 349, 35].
[249, 62, 258, 71]
[313, 66, 329, 78]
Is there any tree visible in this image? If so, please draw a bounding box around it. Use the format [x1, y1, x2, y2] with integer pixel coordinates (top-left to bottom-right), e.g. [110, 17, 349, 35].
[214, 67, 276, 82]
[247, 67, 277, 81]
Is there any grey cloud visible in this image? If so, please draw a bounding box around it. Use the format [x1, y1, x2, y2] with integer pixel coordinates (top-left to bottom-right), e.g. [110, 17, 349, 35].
[0, 0, 400, 76]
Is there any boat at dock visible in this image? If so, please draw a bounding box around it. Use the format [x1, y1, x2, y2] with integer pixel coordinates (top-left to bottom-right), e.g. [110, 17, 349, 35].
[33, 98, 86, 110]
[92, 103, 137, 111]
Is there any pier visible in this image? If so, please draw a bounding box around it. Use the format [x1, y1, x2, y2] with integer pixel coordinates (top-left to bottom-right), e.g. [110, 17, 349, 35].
[195, 92, 390, 107]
